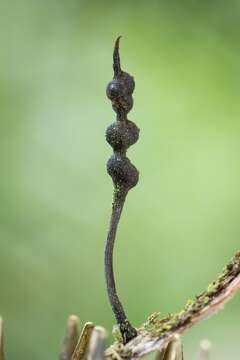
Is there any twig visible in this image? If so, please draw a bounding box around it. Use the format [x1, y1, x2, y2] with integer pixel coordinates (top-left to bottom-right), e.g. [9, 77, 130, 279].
[155, 336, 183, 360]
[105, 252, 240, 359]
[59, 315, 80, 360]
[72, 322, 94, 360]
[155, 349, 166, 360]
[197, 340, 211, 360]
[163, 336, 183, 360]
[0, 318, 5, 360]
[88, 326, 107, 360]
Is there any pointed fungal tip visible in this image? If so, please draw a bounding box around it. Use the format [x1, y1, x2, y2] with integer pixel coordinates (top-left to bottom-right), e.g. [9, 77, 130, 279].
[115, 36, 122, 46]
[113, 36, 122, 76]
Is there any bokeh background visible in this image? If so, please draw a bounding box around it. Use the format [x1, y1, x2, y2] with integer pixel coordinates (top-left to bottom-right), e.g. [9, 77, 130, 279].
[1, 0, 240, 359]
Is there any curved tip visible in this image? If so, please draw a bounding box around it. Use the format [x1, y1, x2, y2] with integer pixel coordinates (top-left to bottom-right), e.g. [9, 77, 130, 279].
[113, 36, 122, 76]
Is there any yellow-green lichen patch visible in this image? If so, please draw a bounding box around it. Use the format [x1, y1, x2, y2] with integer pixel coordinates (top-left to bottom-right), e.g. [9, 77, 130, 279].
[142, 252, 240, 337]
[105, 341, 132, 360]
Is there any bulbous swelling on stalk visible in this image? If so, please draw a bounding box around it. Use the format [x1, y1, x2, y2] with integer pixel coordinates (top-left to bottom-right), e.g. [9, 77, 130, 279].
[104, 37, 139, 344]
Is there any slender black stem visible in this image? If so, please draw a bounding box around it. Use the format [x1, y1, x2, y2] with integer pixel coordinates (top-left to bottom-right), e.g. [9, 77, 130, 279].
[104, 188, 128, 325]
[105, 37, 139, 343]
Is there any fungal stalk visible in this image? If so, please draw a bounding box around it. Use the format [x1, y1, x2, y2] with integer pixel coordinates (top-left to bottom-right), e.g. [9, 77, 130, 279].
[105, 37, 139, 343]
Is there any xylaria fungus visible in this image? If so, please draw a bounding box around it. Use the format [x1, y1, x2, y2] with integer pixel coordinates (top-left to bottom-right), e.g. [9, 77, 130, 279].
[1, 38, 240, 360]
[104, 37, 139, 344]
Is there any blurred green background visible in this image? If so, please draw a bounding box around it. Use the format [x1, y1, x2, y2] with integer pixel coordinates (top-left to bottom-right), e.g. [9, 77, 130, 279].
[0, 0, 240, 359]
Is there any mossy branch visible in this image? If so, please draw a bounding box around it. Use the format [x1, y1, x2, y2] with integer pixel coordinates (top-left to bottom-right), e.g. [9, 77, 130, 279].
[1, 252, 239, 359]
[105, 252, 240, 359]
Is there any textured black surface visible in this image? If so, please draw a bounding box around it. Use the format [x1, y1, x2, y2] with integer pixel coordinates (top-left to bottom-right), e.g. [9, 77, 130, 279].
[104, 37, 139, 343]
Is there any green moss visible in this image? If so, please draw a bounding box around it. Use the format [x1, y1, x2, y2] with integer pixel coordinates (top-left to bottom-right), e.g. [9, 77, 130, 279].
[142, 252, 240, 337]
[112, 325, 124, 343]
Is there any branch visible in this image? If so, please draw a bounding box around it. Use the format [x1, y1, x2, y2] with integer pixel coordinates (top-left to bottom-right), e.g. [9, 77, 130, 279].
[0, 318, 5, 360]
[88, 326, 107, 360]
[72, 322, 94, 360]
[197, 339, 211, 360]
[59, 315, 80, 360]
[105, 252, 240, 359]
[155, 335, 183, 360]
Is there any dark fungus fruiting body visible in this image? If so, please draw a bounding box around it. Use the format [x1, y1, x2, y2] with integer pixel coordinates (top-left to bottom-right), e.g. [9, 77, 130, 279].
[104, 37, 139, 344]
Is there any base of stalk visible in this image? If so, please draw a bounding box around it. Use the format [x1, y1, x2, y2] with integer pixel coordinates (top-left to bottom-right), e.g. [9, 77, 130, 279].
[120, 319, 137, 344]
